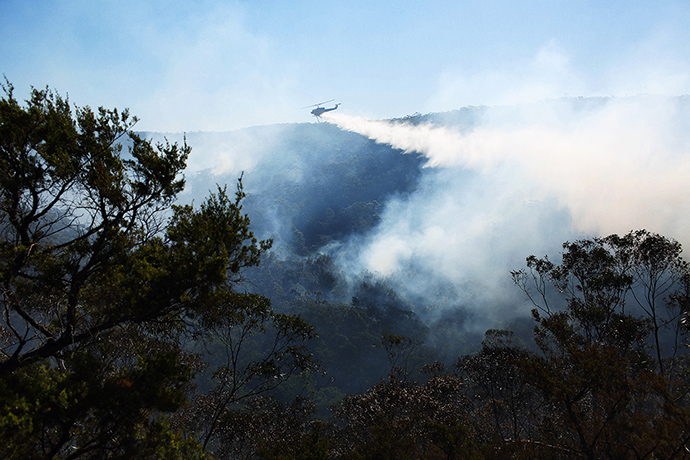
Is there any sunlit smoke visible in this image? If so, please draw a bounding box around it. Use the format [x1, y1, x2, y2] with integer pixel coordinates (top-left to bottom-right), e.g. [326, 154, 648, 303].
[322, 98, 690, 321]
[325, 98, 690, 244]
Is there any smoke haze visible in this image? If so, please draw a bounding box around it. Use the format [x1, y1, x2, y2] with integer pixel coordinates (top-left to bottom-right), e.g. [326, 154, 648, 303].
[314, 97, 690, 322]
[326, 97, 690, 243]
[153, 96, 690, 329]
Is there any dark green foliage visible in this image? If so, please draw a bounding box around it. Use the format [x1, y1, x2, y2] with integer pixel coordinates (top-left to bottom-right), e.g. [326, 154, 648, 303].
[0, 82, 191, 375]
[0, 82, 303, 458]
[0, 333, 206, 459]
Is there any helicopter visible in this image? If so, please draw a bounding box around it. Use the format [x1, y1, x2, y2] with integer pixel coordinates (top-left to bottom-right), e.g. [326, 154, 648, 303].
[302, 99, 340, 121]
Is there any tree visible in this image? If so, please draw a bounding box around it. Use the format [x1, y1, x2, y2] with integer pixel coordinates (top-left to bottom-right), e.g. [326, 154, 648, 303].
[610, 230, 689, 374]
[0, 82, 278, 457]
[511, 230, 689, 374]
[179, 293, 316, 453]
[456, 330, 541, 444]
[379, 331, 424, 380]
[335, 367, 480, 460]
[511, 231, 690, 459]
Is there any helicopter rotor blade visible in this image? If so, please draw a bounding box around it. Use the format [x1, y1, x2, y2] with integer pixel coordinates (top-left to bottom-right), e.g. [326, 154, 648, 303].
[301, 99, 335, 109]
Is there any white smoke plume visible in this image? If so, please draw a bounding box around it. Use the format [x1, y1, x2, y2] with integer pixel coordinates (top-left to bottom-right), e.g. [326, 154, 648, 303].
[326, 98, 690, 243]
[323, 97, 690, 320]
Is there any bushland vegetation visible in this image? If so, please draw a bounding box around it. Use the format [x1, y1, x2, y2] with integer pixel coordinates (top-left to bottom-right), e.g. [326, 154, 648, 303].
[2, 84, 689, 459]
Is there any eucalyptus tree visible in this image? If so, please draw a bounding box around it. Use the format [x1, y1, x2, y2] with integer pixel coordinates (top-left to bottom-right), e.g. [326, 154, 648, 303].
[511, 231, 690, 459]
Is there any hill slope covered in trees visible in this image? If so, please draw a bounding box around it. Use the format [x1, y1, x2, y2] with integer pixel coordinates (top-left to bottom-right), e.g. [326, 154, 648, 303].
[4, 83, 690, 458]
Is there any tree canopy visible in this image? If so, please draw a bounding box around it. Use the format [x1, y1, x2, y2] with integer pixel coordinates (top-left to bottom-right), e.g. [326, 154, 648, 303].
[0, 82, 316, 458]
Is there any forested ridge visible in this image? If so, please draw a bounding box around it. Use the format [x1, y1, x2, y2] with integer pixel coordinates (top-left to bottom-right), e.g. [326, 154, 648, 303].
[2, 84, 690, 459]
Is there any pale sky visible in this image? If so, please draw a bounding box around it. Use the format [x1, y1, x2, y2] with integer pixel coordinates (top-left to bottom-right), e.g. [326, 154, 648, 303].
[2, 0, 690, 132]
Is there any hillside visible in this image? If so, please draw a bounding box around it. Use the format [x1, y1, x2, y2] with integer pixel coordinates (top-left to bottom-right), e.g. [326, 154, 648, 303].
[5, 86, 690, 457]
